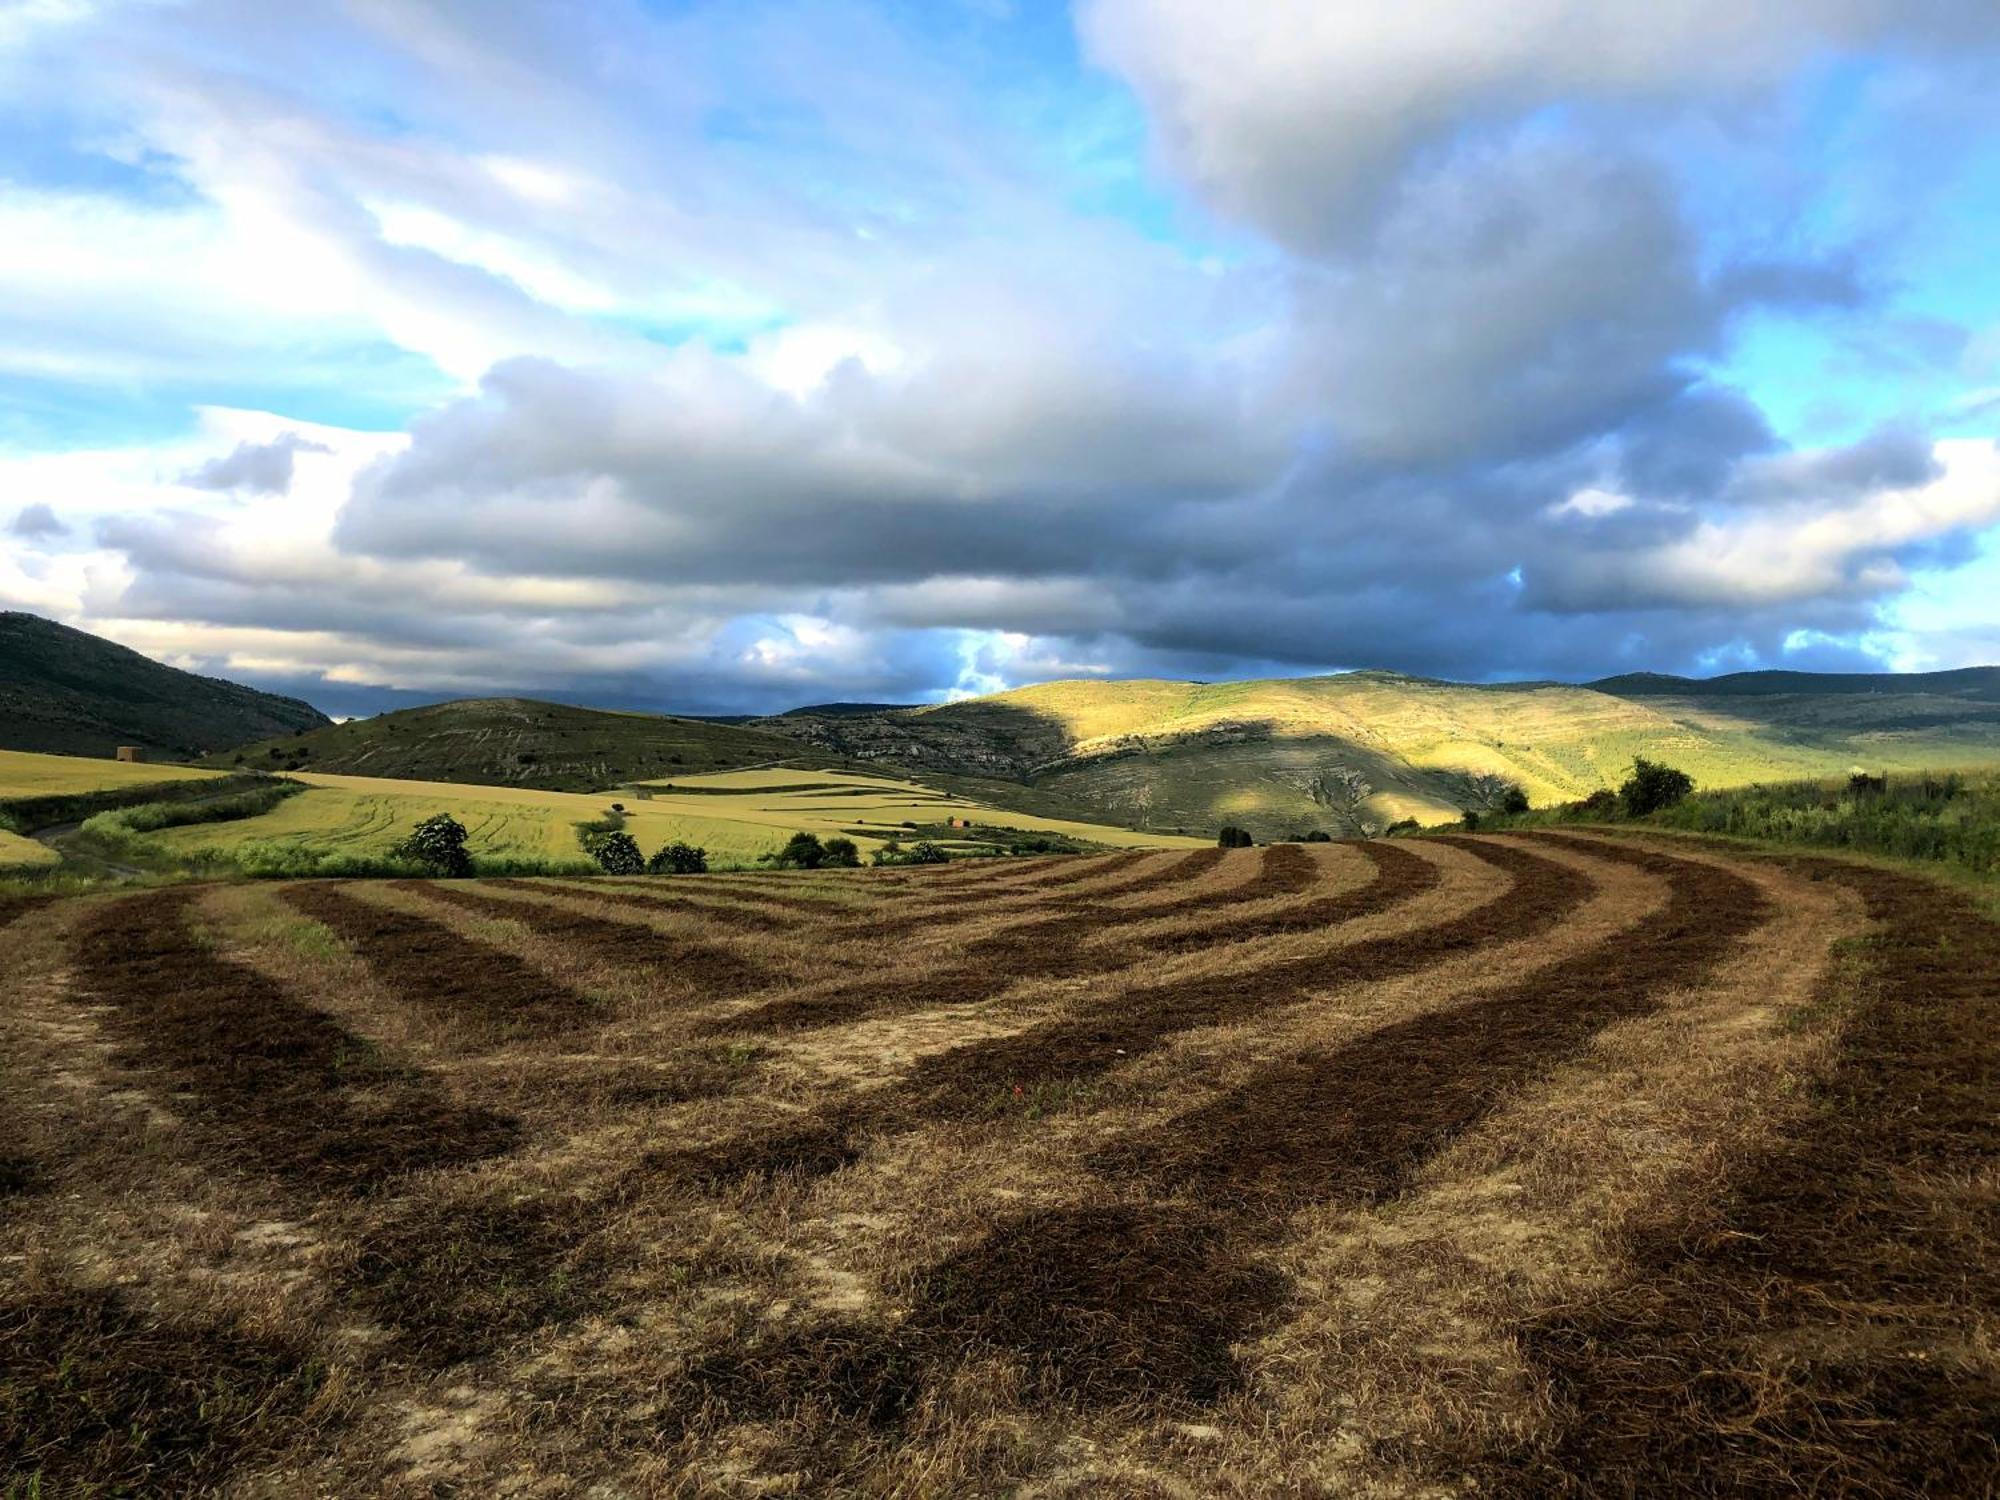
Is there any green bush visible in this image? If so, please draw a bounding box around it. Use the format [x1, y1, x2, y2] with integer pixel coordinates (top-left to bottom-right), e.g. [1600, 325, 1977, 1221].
[821, 836, 861, 868]
[585, 830, 645, 875]
[871, 839, 904, 866]
[392, 813, 474, 877]
[907, 840, 948, 865]
[775, 832, 825, 869]
[1217, 826, 1253, 849]
[1620, 758, 1695, 817]
[1498, 785, 1531, 816]
[647, 841, 708, 875]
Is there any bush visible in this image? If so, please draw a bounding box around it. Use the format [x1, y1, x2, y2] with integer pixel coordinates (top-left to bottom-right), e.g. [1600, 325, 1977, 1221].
[1849, 772, 1888, 796]
[776, 831, 825, 869]
[1620, 758, 1695, 817]
[1304, 829, 1333, 843]
[648, 841, 708, 875]
[1217, 826, 1253, 849]
[821, 836, 861, 868]
[871, 839, 904, 866]
[392, 813, 474, 877]
[1498, 785, 1531, 816]
[1384, 818, 1422, 836]
[586, 830, 645, 875]
[908, 840, 948, 865]
[1579, 788, 1620, 815]
[1460, 810, 1482, 831]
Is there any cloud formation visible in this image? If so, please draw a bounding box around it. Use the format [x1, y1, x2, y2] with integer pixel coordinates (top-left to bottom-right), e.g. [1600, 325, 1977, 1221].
[1, 0, 1997, 712]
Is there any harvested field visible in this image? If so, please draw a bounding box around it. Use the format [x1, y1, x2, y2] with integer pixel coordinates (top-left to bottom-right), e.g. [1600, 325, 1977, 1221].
[1, 835, 1994, 1496]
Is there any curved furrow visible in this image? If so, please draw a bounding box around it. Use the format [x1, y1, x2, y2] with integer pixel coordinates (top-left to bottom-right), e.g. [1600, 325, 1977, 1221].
[636, 837, 1741, 1428]
[1133, 842, 1426, 952]
[519, 880, 793, 934]
[828, 843, 1296, 946]
[702, 845, 1362, 1037]
[281, 883, 595, 1038]
[396, 881, 766, 995]
[1477, 853, 2000, 1496]
[72, 890, 520, 1191]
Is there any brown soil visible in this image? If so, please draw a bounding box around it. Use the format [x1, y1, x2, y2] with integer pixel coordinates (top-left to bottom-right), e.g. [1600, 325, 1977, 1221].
[73, 889, 520, 1190]
[281, 882, 597, 1040]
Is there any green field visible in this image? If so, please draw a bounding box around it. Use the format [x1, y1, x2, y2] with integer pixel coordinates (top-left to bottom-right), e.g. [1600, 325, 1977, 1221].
[143, 765, 1201, 871]
[0, 828, 59, 870]
[0, 749, 223, 800]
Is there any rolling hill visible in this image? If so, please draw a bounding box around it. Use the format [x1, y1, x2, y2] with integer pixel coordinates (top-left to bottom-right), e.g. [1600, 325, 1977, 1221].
[0, 611, 328, 759]
[204, 697, 818, 792]
[754, 668, 2000, 838]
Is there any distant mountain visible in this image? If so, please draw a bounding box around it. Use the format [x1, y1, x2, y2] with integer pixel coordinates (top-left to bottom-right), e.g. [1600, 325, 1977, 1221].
[204, 696, 814, 792]
[0, 611, 329, 759]
[1592, 667, 2000, 698]
[752, 667, 2000, 838]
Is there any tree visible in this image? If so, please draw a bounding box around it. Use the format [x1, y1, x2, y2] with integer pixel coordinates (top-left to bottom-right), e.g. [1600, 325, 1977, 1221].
[1217, 826, 1253, 849]
[648, 841, 708, 875]
[394, 812, 474, 877]
[1304, 829, 1333, 843]
[777, 831, 825, 869]
[1620, 758, 1695, 817]
[908, 840, 948, 865]
[1498, 785, 1531, 816]
[587, 830, 644, 875]
[821, 836, 861, 868]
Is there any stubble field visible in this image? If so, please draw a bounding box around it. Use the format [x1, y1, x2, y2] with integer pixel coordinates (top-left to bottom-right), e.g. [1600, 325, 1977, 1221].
[2, 832, 1994, 1496]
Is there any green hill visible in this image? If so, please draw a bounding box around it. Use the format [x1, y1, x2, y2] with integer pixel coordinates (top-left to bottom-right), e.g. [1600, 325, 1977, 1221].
[0, 611, 329, 759]
[755, 669, 2000, 838]
[205, 697, 815, 792]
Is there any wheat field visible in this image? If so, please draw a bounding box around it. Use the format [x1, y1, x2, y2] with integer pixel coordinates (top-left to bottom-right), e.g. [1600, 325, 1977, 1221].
[2, 833, 1994, 1495]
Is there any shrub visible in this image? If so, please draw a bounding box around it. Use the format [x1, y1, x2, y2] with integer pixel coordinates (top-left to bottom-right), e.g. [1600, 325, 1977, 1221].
[1579, 788, 1620, 815]
[1304, 829, 1333, 843]
[648, 841, 708, 875]
[1217, 826, 1254, 849]
[586, 830, 645, 875]
[1460, 810, 1482, 831]
[392, 813, 474, 877]
[908, 840, 948, 865]
[777, 831, 825, 869]
[1498, 785, 1531, 816]
[1384, 818, 1422, 836]
[872, 839, 904, 866]
[1849, 772, 1888, 796]
[821, 836, 861, 868]
[1620, 758, 1695, 817]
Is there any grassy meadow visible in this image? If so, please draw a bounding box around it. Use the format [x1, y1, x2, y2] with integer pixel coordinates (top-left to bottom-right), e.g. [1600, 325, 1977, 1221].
[0, 748, 222, 800]
[138, 764, 1201, 874]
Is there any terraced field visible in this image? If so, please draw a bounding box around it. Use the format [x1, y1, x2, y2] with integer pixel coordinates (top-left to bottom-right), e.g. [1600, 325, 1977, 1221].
[2, 835, 1995, 1495]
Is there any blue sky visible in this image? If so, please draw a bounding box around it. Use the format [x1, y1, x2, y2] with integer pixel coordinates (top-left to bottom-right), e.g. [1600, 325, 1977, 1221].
[2, 0, 1998, 715]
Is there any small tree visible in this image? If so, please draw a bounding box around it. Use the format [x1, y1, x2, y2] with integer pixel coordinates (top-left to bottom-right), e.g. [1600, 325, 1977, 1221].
[1498, 785, 1531, 816]
[648, 841, 708, 875]
[587, 830, 645, 875]
[821, 836, 861, 868]
[1217, 826, 1253, 849]
[394, 813, 474, 877]
[908, 840, 948, 865]
[777, 831, 825, 869]
[872, 839, 904, 866]
[1304, 829, 1333, 843]
[1620, 758, 1694, 817]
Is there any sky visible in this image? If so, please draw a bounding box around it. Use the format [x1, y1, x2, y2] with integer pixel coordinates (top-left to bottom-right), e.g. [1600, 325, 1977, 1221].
[3, 0, 2000, 717]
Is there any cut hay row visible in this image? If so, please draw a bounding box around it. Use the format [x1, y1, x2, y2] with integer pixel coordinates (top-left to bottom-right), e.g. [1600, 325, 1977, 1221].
[398, 878, 765, 995]
[69, 889, 519, 1190]
[648, 837, 1773, 1429]
[1478, 853, 2000, 1495]
[5, 833, 1994, 1496]
[281, 882, 595, 1040]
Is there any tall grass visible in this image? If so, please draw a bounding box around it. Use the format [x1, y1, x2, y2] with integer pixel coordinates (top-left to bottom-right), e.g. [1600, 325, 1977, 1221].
[1511, 769, 2000, 880]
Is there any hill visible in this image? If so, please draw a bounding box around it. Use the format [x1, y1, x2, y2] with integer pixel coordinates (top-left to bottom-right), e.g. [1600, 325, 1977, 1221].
[0, 611, 328, 759]
[754, 668, 2000, 838]
[204, 697, 818, 792]
[1591, 666, 2000, 698]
